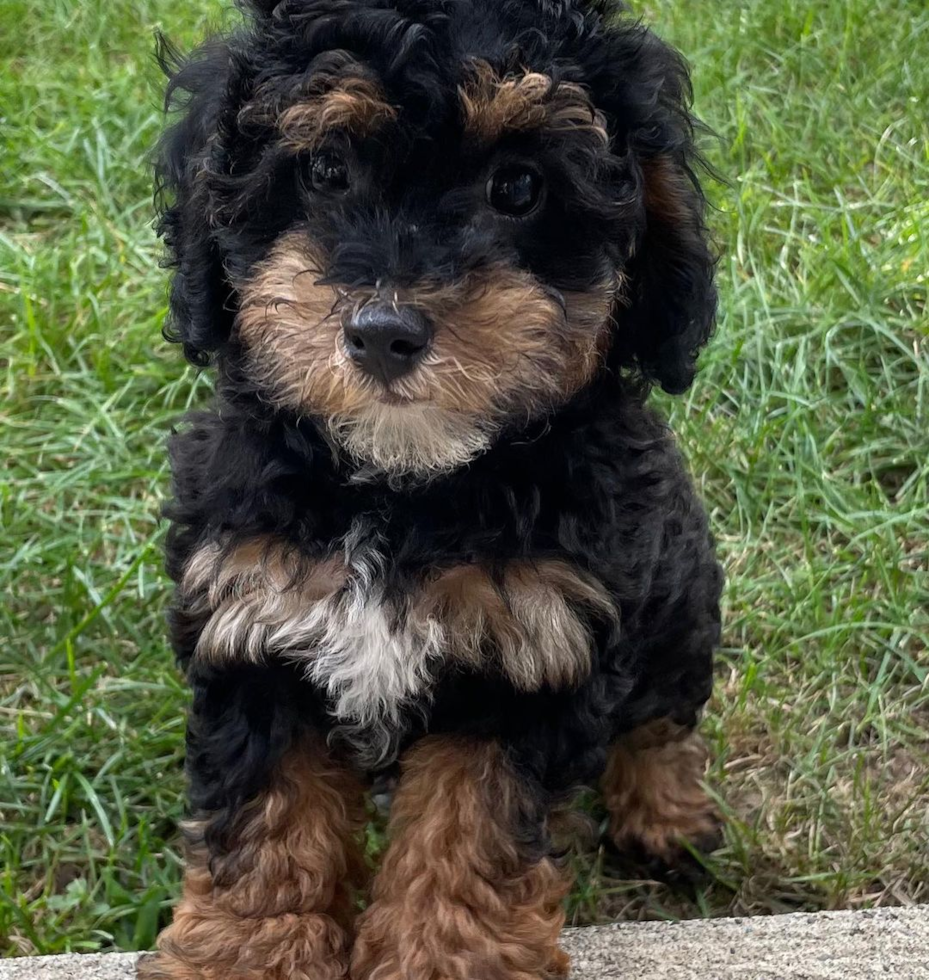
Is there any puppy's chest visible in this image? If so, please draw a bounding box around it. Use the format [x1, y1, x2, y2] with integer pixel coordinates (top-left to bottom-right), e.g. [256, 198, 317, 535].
[182, 532, 614, 734]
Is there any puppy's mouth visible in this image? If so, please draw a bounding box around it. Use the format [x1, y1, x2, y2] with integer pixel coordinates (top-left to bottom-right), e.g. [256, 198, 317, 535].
[327, 400, 495, 487]
[375, 389, 421, 407]
[338, 373, 486, 485]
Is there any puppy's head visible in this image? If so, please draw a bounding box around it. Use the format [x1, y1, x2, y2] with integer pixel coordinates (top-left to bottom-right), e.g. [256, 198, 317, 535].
[157, 0, 715, 482]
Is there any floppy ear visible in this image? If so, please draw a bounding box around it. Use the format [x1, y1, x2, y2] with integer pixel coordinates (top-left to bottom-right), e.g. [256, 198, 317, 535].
[606, 32, 718, 395]
[155, 38, 238, 366]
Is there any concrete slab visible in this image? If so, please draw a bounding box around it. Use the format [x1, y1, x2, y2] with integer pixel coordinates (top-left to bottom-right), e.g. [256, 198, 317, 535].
[0, 954, 138, 980]
[568, 907, 929, 979]
[2, 907, 927, 980]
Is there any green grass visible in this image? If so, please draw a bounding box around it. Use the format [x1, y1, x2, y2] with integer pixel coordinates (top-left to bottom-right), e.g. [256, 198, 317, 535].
[1, 0, 927, 956]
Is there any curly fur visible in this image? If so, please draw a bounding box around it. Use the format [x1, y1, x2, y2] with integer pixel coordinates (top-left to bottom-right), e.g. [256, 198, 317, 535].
[149, 0, 724, 976]
[352, 737, 571, 980]
[138, 737, 367, 980]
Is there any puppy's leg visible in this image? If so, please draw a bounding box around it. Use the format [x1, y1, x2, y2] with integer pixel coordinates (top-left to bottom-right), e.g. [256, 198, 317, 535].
[602, 718, 721, 865]
[351, 736, 570, 980]
[139, 672, 366, 980]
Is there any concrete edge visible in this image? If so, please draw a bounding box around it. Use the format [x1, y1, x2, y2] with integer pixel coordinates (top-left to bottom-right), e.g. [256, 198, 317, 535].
[3, 907, 928, 980]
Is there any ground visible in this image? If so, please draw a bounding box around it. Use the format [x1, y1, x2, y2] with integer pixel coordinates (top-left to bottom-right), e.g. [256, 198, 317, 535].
[1, 0, 927, 957]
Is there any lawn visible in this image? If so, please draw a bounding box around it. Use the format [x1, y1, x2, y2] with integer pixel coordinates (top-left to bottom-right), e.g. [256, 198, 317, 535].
[1, 0, 927, 957]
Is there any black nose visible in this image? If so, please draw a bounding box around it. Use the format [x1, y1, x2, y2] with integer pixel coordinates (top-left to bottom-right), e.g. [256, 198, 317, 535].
[343, 304, 432, 384]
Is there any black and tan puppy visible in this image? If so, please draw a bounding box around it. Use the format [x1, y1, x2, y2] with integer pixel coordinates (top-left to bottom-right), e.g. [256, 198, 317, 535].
[143, 0, 723, 977]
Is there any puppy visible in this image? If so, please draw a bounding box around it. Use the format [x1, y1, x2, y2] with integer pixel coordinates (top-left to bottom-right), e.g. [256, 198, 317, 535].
[142, 1, 723, 978]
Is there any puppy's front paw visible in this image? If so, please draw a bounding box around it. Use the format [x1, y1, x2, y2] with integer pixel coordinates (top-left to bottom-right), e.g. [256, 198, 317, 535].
[608, 797, 723, 872]
[602, 724, 723, 875]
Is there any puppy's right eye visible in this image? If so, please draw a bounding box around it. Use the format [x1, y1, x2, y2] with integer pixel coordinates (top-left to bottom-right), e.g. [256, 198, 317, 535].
[487, 167, 542, 217]
[310, 152, 349, 192]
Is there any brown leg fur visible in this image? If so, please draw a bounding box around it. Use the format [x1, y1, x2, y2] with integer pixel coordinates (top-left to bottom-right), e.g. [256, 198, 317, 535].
[351, 737, 570, 980]
[602, 719, 721, 864]
[139, 738, 367, 980]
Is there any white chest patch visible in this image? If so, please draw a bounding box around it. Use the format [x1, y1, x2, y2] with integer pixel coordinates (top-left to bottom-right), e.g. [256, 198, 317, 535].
[182, 534, 616, 763]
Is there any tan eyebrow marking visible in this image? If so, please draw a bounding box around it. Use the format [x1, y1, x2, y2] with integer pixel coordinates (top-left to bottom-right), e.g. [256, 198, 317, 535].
[459, 60, 608, 145]
[278, 76, 397, 151]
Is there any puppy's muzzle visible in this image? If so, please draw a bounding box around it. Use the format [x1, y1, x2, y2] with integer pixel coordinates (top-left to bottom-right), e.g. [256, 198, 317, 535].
[343, 304, 433, 385]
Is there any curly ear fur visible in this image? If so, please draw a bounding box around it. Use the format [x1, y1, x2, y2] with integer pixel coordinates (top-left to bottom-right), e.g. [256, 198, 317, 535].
[619, 149, 717, 395]
[598, 26, 718, 395]
[155, 37, 238, 366]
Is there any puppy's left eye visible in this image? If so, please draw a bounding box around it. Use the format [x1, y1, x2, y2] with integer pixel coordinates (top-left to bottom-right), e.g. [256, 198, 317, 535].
[310, 151, 349, 192]
[487, 167, 542, 217]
